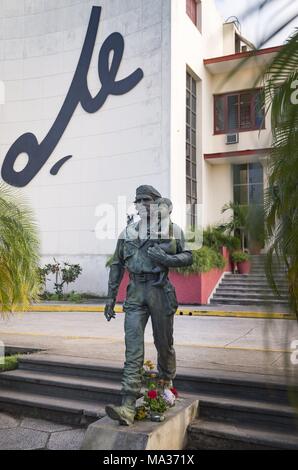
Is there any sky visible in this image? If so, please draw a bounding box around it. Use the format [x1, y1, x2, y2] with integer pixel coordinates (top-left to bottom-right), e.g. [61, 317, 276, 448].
[214, 0, 298, 48]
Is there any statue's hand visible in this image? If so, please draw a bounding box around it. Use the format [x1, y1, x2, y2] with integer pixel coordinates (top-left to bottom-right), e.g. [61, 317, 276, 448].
[104, 298, 116, 322]
[147, 244, 168, 265]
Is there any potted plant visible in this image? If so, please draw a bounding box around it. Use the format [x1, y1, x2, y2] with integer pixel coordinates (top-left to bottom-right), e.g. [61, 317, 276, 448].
[231, 251, 251, 274]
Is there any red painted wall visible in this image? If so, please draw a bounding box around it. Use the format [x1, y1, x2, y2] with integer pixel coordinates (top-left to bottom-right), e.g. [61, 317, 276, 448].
[116, 247, 231, 305]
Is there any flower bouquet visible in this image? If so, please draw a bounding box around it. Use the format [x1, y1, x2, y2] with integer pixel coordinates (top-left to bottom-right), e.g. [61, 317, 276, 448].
[135, 360, 178, 422]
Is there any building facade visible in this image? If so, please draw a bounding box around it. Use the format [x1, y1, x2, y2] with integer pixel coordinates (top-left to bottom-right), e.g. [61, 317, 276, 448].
[0, 0, 279, 294]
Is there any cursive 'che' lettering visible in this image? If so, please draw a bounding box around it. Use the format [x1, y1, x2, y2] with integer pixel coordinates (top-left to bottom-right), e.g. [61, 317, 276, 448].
[1, 6, 144, 187]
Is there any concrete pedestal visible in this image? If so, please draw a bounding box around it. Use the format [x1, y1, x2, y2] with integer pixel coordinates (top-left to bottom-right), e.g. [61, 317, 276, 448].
[80, 397, 199, 450]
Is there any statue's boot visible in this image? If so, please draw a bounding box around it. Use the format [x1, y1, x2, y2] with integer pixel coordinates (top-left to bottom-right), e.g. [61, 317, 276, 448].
[159, 379, 173, 390]
[105, 395, 136, 426]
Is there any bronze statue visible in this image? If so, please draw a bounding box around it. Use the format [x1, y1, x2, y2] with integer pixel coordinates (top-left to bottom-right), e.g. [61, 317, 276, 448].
[104, 185, 193, 425]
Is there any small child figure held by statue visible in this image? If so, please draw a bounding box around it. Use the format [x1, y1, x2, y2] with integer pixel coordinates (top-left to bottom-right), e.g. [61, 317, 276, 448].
[149, 197, 177, 287]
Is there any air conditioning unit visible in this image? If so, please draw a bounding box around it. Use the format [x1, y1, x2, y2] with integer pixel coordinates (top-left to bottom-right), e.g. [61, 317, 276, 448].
[226, 133, 239, 144]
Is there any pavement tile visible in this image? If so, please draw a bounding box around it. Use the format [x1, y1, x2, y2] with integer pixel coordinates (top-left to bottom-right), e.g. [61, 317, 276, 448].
[0, 428, 49, 450]
[0, 412, 20, 429]
[47, 428, 86, 450]
[20, 417, 74, 432]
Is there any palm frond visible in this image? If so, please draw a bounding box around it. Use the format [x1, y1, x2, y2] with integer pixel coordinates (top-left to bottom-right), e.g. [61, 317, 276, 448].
[0, 182, 42, 317]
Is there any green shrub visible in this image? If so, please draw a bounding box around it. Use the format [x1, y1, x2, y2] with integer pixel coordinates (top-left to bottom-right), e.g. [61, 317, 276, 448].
[203, 226, 226, 251]
[223, 235, 241, 252]
[203, 225, 241, 252]
[173, 246, 225, 275]
[49, 293, 60, 301]
[0, 355, 19, 372]
[231, 251, 250, 263]
[67, 291, 83, 302]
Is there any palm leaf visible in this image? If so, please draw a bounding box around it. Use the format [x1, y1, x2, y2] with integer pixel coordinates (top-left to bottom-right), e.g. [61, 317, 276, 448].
[0, 182, 42, 317]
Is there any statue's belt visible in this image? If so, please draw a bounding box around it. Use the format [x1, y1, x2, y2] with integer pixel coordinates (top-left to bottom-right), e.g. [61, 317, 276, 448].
[129, 272, 161, 282]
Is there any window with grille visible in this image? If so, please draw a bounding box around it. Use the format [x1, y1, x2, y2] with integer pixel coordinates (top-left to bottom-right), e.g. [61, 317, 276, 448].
[186, 72, 197, 229]
[233, 163, 264, 206]
[214, 89, 265, 134]
[186, 0, 197, 25]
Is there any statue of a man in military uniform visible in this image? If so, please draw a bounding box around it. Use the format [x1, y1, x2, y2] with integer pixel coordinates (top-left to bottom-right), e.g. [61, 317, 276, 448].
[104, 185, 193, 425]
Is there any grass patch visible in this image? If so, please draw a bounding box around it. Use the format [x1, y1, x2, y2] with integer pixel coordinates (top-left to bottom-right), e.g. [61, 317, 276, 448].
[40, 291, 106, 302]
[0, 354, 19, 372]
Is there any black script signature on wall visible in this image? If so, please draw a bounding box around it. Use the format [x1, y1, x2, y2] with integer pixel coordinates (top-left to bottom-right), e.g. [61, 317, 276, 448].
[1, 6, 144, 187]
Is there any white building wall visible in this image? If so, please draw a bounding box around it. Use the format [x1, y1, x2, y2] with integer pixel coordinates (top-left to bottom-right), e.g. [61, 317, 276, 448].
[204, 163, 233, 227]
[0, 0, 172, 294]
[0, 0, 272, 294]
[170, 0, 224, 228]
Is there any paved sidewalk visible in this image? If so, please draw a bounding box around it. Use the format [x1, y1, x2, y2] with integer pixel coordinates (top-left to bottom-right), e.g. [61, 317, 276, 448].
[0, 412, 85, 450]
[1, 310, 298, 376]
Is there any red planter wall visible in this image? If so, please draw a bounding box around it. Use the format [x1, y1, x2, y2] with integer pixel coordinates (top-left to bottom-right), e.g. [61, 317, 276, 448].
[116, 247, 231, 305]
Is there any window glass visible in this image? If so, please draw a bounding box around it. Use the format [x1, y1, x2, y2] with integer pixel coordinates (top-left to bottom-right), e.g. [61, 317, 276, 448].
[192, 163, 196, 178]
[191, 146, 196, 162]
[248, 162, 263, 183]
[186, 90, 190, 107]
[186, 160, 191, 176]
[233, 163, 264, 206]
[186, 74, 191, 90]
[214, 89, 265, 133]
[186, 0, 197, 26]
[234, 185, 248, 205]
[249, 184, 263, 205]
[191, 112, 196, 128]
[186, 108, 190, 125]
[192, 78, 196, 95]
[192, 180, 197, 198]
[191, 95, 196, 111]
[191, 129, 196, 146]
[233, 164, 247, 185]
[255, 90, 265, 128]
[240, 93, 252, 128]
[186, 125, 190, 142]
[215, 95, 224, 131]
[186, 177, 191, 196]
[186, 71, 197, 229]
[228, 95, 239, 130]
[186, 143, 190, 158]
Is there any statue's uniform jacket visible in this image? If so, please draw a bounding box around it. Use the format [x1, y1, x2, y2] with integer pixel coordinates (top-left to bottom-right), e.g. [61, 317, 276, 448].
[107, 220, 193, 398]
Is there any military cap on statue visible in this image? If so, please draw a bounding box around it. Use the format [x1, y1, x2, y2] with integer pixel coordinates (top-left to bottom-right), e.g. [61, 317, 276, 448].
[133, 185, 162, 202]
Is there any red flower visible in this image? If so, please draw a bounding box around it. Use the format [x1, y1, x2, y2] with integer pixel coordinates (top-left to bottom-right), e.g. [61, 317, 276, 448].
[147, 390, 158, 399]
[170, 387, 178, 398]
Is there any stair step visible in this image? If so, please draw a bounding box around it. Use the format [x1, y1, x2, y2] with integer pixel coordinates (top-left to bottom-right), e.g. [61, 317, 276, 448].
[215, 269, 289, 309]
[210, 297, 289, 305]
[220, 285, 288, 291]
[19, 355, 295, 402]
[217, 284, 288, 295]
[187, 419, 298, 450]
[0, 388, 104, 426]
[18, 354, 123, 381]
[213, 292, 288, 300]
[197, 395, 298, 432]
[0, 369, 122, 404]
[174, 371, 294, 405]
[221, 280, 288, 286]
[224, 274, 287, 280]
[215, 288, 288, 295]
